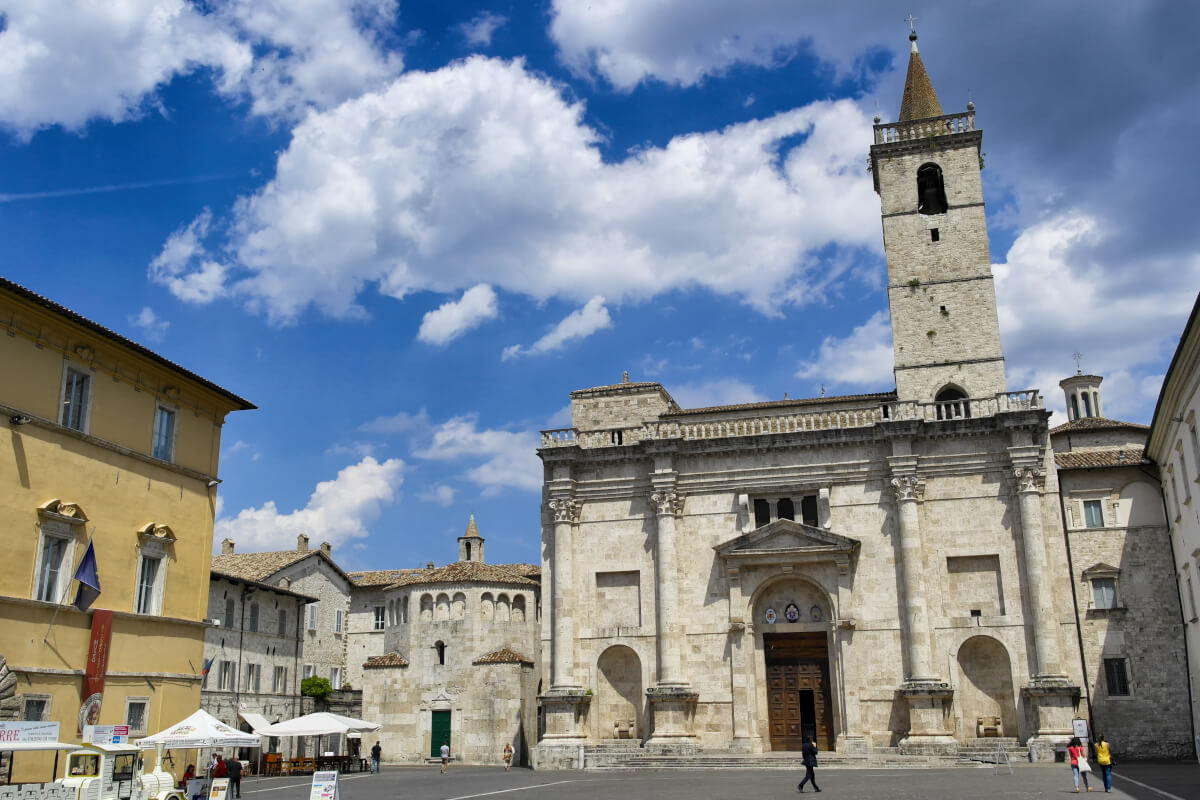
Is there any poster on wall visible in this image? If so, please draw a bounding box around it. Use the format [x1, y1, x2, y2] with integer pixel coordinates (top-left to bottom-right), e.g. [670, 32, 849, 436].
[78, 609, 113, 734]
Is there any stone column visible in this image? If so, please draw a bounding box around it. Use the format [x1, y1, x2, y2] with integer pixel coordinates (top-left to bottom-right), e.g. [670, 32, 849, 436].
[1011, 464, 1080, 755]
[891, 473, 956, 755]
[548, 497, 581, 691]
[646, 485, 697, 749]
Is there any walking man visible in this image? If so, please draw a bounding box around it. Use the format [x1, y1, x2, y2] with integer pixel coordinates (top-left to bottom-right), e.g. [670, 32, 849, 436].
[797, 737, 820, 793]
[439, 741, 450, 774]
[225, 756, 242, 799]
[370, 741, 382, 774]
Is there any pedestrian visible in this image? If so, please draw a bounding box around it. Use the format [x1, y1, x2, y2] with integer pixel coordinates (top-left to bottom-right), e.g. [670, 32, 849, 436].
[797, 737, 820, 793]
[179, 764, 195, 790]
[212, 755, 228, 780]
[440, 741, 450, 774]
[1093, 734, 1113, 793]
[371, 741, 382, 774]
[1067, 736, 1093, 792]
[225, 756, 242, 799]
[502, 742, 513, 771]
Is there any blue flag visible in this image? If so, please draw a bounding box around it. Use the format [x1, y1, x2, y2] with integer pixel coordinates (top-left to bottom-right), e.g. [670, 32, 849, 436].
[202, 656, 215, 675]
[72, 540, 101, 612]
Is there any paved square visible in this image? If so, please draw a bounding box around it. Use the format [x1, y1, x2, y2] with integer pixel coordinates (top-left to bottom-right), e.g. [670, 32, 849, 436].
[234, 763, 1198, 800]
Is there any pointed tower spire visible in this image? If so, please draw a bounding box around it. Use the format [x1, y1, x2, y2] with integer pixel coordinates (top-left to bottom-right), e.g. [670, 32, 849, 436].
[458, 514, 485, 562]
[898, 28, 944, 121]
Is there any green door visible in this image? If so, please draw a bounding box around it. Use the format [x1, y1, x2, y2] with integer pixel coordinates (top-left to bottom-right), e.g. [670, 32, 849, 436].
[430, 710, 451, 758]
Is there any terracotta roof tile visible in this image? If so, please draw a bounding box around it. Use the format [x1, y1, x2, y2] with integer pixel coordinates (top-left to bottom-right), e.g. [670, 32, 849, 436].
[898, 38, 944, 122]
[1050, 416, 1150, 434]
[1055, 448, 1150, 470]
[363, 652, 408, 669]
[472, 648, 534, 665]
[349, 569, 421, 587]
[502, 563, 541, 579]
[210, 569, 319, 602]
[211, 549, 354, 585]
[388, 561, 539, 588]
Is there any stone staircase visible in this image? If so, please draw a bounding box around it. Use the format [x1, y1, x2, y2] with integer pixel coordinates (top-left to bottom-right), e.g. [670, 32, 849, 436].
[954, 738, 1029, 766]
[581, 742, 1023, 771]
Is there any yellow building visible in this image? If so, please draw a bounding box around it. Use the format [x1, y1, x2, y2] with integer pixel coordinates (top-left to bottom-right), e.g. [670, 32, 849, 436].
[0, 276, 253, 778]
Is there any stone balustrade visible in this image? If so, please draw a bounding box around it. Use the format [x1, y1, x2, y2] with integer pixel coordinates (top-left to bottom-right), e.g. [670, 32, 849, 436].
[539, 390, 1041, 449]
[874, 109, 976, 144]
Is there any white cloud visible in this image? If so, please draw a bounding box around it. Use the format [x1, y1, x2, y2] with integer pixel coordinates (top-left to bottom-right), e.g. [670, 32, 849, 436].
[459, 12, 507, 47]
[151, 57, 879, 323]
[796, 309, 894, 389]
[414, 414, 541, 493]
[503, 296, 612, 359]
[993, 214, 1199, 422]
[418, 484, 457, 507]
[0, 0, 401, 137]
[417, 283, 499, 345]
[149, 209, 228, 303]
[215, 456, 405, 551]
[129, 306, 169, 341]
[358, 408, 430, 435]
[670, 379, 766, 410]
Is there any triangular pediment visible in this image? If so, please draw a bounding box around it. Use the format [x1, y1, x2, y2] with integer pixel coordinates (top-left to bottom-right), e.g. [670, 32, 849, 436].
[1081, 562, 1120, 578]
[714, 518, 860, 558]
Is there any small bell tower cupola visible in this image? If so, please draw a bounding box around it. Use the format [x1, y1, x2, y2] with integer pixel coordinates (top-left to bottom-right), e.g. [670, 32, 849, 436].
[1059, 358, 1105, 421]
[458, 514, 485, 563]
[870, 26, 1008, 404]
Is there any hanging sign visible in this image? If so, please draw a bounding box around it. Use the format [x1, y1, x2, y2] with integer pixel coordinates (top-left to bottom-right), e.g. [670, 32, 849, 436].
[79, 609, 114, 734]
[310, 771, 339, 800]
[0, 721, 61, 744]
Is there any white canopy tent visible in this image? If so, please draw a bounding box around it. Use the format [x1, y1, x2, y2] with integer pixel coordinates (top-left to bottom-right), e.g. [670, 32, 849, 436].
[136, 709, 262, 750]
[255, 713, 380, 737]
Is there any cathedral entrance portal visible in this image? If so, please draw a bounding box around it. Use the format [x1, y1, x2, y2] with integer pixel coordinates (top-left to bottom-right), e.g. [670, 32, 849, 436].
[764, 633, 833, 752]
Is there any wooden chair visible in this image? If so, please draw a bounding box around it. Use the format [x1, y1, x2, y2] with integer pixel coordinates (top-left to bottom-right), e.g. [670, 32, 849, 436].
[263, 754, 282, 777]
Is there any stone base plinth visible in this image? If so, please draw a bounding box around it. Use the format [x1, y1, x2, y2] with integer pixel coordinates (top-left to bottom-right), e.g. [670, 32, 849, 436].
[1021, 677, 1081, 741]
[539, 689, 591, 741]
[646, 685, 699, 746]
[898, 680, 957, 756]
[835, 734, 869, 755]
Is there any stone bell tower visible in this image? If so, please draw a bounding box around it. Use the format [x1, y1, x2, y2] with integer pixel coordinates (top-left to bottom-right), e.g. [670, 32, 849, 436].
[870, 29, 1007, 404]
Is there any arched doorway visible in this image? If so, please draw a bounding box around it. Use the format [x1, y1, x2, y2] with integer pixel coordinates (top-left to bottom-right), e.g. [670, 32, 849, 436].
[956, 636, 1018, 740]
[596, 646, 642, 740]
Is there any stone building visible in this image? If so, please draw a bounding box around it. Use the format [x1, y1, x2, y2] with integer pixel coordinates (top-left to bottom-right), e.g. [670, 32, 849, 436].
[1146, 291, 1200, 761]
[346, 569, 418, 691]
[360, 517, 541, 766]
[1051, 372, 1193, 759]
[0, 275, 253, 781]
[201, 568, 315, 759]
[533, 32, 1090, 767]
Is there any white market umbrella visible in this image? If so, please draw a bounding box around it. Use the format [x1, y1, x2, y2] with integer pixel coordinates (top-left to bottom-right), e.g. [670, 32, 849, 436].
[255, 712, 380, 737]
[136, 709, 263, 749]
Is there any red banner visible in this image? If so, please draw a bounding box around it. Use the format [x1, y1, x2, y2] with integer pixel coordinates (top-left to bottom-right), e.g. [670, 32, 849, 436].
[78, 609, 112, 734]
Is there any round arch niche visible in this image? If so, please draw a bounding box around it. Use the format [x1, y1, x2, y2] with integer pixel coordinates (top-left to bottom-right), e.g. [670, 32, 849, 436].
[596, 645, 643, 741]
[955, 635, 1017, 740]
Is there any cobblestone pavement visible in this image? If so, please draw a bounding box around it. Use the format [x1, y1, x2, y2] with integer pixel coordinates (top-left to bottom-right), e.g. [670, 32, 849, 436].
[235, 761, 1198, 800]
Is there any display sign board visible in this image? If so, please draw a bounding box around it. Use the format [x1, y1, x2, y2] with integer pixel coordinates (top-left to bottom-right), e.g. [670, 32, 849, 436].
[209, 778, 230, 800]
[83, 725, 129, 745]
[309, 771, 339, 800]
[0, 721, 61, 744]
[1072, 718, 1090, 743]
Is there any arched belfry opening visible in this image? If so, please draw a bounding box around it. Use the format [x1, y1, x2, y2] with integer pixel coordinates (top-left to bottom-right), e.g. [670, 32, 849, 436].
[917, 163, 948, 215]
[935, 386, 970, 419]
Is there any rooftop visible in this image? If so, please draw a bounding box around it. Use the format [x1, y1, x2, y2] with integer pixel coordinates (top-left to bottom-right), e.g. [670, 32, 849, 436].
[211, 548, 353, 585]
[387, 560, 539, 588]
[1050, 416, 1150, 435]
[1055, 448, 1151, 470]
[363, 652, 409, 669]
[473, 647, 534, 666]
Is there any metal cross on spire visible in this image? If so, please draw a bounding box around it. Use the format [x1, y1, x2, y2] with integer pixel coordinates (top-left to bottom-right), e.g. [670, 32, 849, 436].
[1072, 351, 1084, 375]
[905, 14, 919, 33]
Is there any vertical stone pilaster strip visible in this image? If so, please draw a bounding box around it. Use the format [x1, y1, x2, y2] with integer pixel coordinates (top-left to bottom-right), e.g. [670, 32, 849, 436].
[650, 489, 686, 686]
[548, 497, 580, 689]
[891, 475, 935, 681]
[1013, 467, 1063, 678]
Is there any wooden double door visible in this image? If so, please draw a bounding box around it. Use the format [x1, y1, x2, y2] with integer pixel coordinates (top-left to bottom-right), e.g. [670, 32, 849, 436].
[765, 633, 834, 751]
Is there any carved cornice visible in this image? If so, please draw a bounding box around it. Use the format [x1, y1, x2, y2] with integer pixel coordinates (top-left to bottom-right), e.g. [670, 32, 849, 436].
[547, 497, 580, 524]
[890, 475, 925, 503]
[1012, 467, 1045, 494]
[37, 499, 89, 523]
[649, 490, 685, 517]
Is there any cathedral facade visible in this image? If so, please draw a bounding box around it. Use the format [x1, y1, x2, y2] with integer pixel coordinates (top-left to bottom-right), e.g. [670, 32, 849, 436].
[533, 34, 1090, 767]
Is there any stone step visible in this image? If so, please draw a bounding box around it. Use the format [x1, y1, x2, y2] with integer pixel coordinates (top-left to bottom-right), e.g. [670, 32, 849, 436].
[581, 751, 1002, 771]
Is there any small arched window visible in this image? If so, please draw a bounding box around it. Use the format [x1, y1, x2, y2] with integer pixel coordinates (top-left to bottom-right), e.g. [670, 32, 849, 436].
[753, 499, 771, 528]
[434, 640, 446, 666]
[935, 387, 970, 419]
[917, 163, 948, 215]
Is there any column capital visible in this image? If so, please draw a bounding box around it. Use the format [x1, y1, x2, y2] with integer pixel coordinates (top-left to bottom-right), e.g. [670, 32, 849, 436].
[547, 497, 580, 524]
[650, 489, 685, 517]
[1012, 466, 1045, 494]
[890, 474, 925, 503]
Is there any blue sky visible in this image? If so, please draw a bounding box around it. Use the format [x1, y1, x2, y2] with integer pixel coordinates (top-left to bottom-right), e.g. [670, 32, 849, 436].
[3, 1, 1198, 571]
